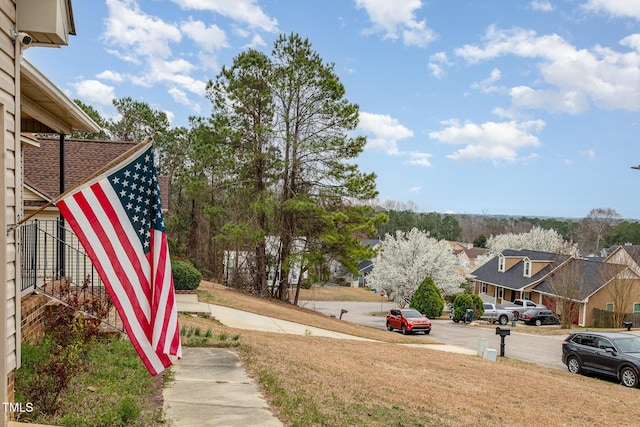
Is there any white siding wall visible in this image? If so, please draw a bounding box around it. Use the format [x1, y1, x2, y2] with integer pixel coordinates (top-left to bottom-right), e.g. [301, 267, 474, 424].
[1, 0, 19, 415]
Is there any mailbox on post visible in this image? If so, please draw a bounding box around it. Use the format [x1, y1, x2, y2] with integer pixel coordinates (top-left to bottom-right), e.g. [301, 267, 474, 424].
[495, 327, 510, 357]
[623, 321, 633, 331]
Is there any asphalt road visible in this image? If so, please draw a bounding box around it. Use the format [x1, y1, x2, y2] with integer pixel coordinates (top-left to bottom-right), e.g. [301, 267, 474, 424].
[299, 300, 568, 370]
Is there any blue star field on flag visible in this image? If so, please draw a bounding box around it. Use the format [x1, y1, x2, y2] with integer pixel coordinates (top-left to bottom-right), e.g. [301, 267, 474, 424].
[108, 146, 165, 253]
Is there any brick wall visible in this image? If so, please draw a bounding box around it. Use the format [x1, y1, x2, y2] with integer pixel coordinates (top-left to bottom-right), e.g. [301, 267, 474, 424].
[6, 370, 14, 421]
[21, 293, 50, 344]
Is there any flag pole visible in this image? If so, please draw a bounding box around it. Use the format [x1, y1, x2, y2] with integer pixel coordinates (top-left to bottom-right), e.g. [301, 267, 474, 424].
[7, 134, 156, 235]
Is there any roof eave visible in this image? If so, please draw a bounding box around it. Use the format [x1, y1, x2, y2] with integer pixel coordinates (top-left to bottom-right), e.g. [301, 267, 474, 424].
[21, 58, 100, 134]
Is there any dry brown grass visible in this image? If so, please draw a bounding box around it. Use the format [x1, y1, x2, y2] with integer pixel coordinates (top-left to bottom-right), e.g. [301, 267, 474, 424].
[182, 282, 640, 426]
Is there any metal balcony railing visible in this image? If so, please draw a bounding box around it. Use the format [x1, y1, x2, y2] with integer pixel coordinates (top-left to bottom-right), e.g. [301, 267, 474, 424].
[20, 219, 123, 331]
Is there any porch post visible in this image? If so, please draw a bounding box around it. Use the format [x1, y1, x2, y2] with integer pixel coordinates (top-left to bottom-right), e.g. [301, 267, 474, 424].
[57, 133, 65, 278]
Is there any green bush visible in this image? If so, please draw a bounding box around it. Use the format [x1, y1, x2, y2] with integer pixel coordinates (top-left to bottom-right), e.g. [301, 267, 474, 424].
[410, 277, 444, 318]
[452, 293, 484, 321]
[172, 260, 202, 291]
[299, 281, 312, 290]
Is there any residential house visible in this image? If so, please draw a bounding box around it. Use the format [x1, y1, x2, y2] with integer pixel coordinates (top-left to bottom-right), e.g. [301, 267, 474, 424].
[449, 243, 490, 277]
[336, 238, 382, 287]
[604, 244, 640, 276]
[471, 249, 640, 326]
[223, 236, 309, 289]
[1, 1, 100, 422]
[471, 249, 568, 306]
[534, 258, 640, 326]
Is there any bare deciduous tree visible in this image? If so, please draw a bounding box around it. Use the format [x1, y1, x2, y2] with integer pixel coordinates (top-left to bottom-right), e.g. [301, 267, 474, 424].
[579, 208, 621, 254]
[601, 263, 637, 328]
[542, 257, 586, 329]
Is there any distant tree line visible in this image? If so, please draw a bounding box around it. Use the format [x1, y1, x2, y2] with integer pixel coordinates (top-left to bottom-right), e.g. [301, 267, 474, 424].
[373, 205, 640, 256]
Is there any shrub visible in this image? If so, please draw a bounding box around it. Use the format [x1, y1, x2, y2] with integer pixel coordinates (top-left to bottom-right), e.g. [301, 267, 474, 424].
[410, 277, 444, 318]
[299, 281, 312, 290]
[172, 260, 202, 291]
[452, 293, 484, 321]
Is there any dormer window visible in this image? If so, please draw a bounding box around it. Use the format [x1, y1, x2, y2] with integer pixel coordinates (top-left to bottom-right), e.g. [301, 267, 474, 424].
[498, 255, 505, 272]
[523, 259, 532, 278]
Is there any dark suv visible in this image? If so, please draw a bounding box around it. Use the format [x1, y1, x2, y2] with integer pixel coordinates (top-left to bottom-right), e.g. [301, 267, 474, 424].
[562, 331, 640, 387]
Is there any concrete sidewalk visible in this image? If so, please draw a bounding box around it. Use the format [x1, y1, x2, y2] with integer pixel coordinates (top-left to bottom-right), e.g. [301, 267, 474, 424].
[163, 347, 282, 427]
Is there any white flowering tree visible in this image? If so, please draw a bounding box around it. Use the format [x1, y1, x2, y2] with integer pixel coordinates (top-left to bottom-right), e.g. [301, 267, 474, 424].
[487, 226, 578, 255]
[367, 228, 464, 306]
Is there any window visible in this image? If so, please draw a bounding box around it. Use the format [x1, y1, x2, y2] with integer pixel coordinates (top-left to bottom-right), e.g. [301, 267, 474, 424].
[498, 288, 503, 299]
[634, 303, 640, 313]
[606, 303, 614, 312]
[498, 255, 505, 272]
[523, 260, 531, 277]
[481, 283, 487, 293]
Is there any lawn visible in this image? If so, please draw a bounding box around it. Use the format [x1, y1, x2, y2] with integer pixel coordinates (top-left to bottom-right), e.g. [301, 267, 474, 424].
[178, 282, 640, 426]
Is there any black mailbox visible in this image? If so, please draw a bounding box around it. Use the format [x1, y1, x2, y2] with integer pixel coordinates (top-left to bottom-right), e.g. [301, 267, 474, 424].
[339, 309, 348, 320]
[495, 327, 510, 336]
[622, 321, 633, 331]
[495, 327, 510, 357]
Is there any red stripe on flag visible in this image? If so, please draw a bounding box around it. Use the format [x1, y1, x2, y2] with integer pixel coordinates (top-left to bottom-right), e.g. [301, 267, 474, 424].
[74, 185, 152, 331]
[56, 142, 181, 376]
[57, 196, 161, 374]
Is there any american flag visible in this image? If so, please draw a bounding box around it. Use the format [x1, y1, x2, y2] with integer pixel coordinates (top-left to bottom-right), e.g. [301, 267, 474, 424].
[57, 141, 181, 376]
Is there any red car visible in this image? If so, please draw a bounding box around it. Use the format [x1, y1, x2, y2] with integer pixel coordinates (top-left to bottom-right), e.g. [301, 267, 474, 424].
[386, 308, 432, 335]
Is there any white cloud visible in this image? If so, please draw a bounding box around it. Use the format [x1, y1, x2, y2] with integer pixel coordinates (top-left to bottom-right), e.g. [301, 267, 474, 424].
[171, 0, 278, 32]
[428, 51, 450, 78]
[429, 119, 545, 163]
[529, 1, 555, 12]
[510, 86, 589, 113]
[243, 33, 268, 49]
[407, 152, 432, 167]
[104, 0, 182, 61]
[358, 112, 413, 155]
[471, 68, 502, 93]
[168, 87, 190, 106]
[580, 149, 596, 160]
[428, 63, 444, 78]
[583, 0, 640, 20]
[408, 186, 422, 194]
[455, 25, 640, 112]
[354, 0, 437, 47]
[73, 80, 116, 105]
[180, 19, 228, 52]
[96, 70, 124, 83]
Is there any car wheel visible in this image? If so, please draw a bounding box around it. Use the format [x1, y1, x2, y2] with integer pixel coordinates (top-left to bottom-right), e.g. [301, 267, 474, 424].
[499, 315, 508, 325]
[386, 321, 393, 331]
[567, 356, 582, 374]
[401, 324, 407, 335]
[620, 367, 639, 388]
[535, 319, 542, 326]
[424, 330, 431, 335]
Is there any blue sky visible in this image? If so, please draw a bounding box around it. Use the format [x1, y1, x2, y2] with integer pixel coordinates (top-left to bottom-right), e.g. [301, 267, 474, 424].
[24, 0, 640, 220]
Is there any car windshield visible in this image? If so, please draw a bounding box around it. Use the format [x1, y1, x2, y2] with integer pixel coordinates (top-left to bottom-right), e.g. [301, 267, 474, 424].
[402, 310, 422, 318]
[612, 337, 640, 353]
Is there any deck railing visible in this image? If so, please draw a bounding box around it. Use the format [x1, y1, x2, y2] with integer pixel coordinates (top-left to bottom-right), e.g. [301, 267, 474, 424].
[20, 219, 123, 331]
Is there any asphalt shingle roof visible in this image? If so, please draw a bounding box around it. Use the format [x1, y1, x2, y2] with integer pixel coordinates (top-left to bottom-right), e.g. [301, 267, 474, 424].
[24, 136, 170, 208]
[470, 249, 570, 291]
[534, 259, 625, 301]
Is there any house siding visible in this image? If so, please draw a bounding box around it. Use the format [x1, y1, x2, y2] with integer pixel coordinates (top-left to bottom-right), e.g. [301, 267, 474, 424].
[586, 279, 640, 326]
[1, 0, 18, 421]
